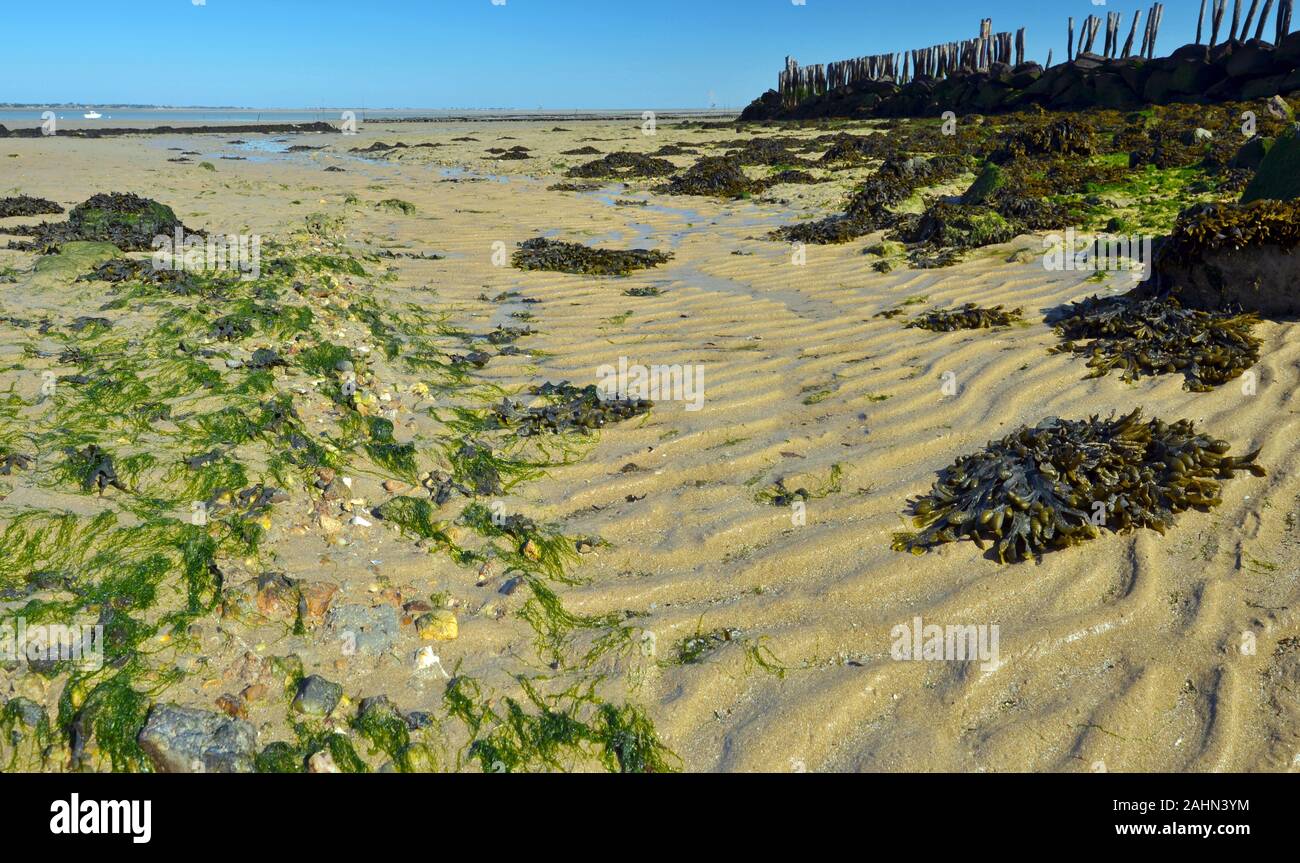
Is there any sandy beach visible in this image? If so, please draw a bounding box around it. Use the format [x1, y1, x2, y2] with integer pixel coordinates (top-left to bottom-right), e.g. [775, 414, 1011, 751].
[2, 116, 1298, 773]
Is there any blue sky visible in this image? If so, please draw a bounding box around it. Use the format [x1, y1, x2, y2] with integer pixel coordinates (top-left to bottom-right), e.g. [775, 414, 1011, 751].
[2, 0, 1208, 109]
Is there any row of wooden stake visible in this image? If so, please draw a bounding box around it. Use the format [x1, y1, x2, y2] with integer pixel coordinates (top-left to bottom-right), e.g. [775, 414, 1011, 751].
[778, 19, 1028, 105]
[1196, 0, 1294, 46]
[777, 1, 1297, 108]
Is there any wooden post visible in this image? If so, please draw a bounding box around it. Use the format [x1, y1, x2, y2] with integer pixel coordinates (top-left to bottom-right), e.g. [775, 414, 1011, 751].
[1197, 0, 1208, 41]
[1211, 0, 1225, 46]
[1046, 48, 1053, 68]
[1243, 0, 1261, 38]
[1256, 0, 1276, 39]
[1124, 10, 1143, 57]
[1068, 17, 1075, 61]
[1149, 3, 1165, 58]
[1279, 0, 1292, 44]
[1230, 0, 1242, 41]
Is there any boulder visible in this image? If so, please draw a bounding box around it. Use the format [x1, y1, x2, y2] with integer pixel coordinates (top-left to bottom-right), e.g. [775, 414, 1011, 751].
[1231, 136, 1275, 170]
[1225, 41, 1278, 79]
[1170, 43, 1211, 62]
[960, 163, 1006, 205]
[1141, 200, 1300, 317]
[138, 704, 256, 773]
[1241, 126, 1300, 203]
[1277, 30, 1300, 63]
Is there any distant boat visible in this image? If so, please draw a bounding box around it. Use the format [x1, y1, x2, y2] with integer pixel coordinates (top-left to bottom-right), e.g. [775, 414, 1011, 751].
[83, 111, 102, 119]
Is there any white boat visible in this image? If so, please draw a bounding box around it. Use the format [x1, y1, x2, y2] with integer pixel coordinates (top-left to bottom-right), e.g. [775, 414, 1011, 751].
[83, 111, 102, 119]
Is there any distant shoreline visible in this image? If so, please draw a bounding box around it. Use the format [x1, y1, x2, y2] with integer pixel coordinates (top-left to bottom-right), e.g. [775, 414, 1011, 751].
[0, 110, 740, 138]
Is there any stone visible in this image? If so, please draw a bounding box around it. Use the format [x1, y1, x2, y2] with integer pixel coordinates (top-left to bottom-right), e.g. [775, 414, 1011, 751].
[415, 610, 458, 641]
[1241, 127, 1300, 203]
[960, 163, 1006, 205]
[1225, 42, 1277, 79]
[1142, 200, 1300, 317]
[138, 704, 256, 773]
[308, 750, 342, 773]
[325, 603, 399, 656]
[1231, 136, 1275, 170]
[292, 674, 343, 717]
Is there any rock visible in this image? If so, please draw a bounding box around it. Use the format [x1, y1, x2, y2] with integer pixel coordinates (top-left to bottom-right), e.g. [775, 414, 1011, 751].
[138, 704, 256, 773]
[1170, 43, 1210, 62]
[1225, 42, 1277, 79]
[1231, 136, 1275, 170]
[30, 241, 123, 288]
[3, 696, 46, 728]
[961, 163, 1006, 205]
[1239, 73, 1290, 101]
[1241, 126, 1300, 203]
[1141, 200, 1300, 316]
[325, 603, 399, 656]
[1278, 30, 1300, 63]
[415, 610, 458, 641]
[292, 675, 343, 717]
[308, 750, 342, 773]
[224, 573, 337, 628]
[1268, 95, 1294, 122]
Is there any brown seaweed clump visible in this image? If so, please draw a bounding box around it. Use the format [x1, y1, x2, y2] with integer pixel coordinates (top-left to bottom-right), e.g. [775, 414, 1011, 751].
[906, 303, 1023, 332]
[990, 116, 1095, 163]
[1155, 200, 1300, 260]
[893, 408, 1264, 563]
[489, 382, 653, 435]
[565, 152, 677, 179]
[511, 238, 672, 276]
[0, 195, 63, 218]
[658, 156, 761, 198]
[1048, 294, 1260, 392]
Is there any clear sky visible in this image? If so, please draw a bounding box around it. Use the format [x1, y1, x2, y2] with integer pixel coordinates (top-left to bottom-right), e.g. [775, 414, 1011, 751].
[2, 0, 1211, 109]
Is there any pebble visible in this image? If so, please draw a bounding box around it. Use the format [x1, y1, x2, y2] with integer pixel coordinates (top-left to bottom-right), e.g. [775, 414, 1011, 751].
[292, 674, 343, 717]
[416, 610, 459, 641]
[308, 750, 342, 773]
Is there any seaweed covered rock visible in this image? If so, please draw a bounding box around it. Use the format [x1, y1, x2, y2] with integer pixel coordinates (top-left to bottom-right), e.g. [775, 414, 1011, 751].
[723, 137, 811, 166]
[1139, 199, 1300, 316]
[1049, 294, 1260, 391]
[0, 195, 63, 218]
[512, 237, 672, 276]
[8, 192, 187, 253]
[991, 116, 1095, 162]
[1240, 126, 1300, 203]
[893, 408, 1264, 563]
[658, 156, 761, 198]
[772, 155, 967, 245]
[906, 303, 1024, 332]
[960, 164, 1006, 205]
[895, 202, 1019, 254]
[565, 152, 677, 180]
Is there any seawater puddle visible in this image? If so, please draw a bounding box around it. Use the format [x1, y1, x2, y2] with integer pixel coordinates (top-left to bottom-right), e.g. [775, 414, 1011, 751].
[581, 187, 805, 252]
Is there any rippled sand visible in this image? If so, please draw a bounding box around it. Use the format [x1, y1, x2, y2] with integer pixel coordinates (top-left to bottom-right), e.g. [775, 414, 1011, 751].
[3, 119, 1298, 772]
